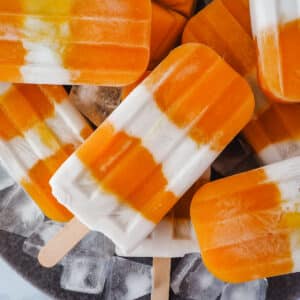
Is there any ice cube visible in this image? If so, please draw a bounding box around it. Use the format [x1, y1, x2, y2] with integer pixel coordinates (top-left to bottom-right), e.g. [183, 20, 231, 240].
[171, 253, 200, 294]
[104, 257, 152, 300]
[0, 186, 14, 211]
[66, 231, 115, 260]
[22, 220, 63, 258]
[212, 137, 259, 176]
[70, 85, 121, 126]
[59, 231, 115, 294]
[220, 280, 268, 300]
[171, 253, 225, 300]
[0, 163, 14, 190]
[60, 256, 109, 294]
[0, 184, 44, 237]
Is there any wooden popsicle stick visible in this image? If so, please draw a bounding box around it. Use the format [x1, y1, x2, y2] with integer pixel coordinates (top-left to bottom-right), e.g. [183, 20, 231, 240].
[38, 218, 90, 268]
[151, 257, 171, 300]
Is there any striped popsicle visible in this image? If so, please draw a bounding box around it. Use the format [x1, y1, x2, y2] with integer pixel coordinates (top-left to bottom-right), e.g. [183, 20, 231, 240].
[0, 84, 92, 221]
[0, 0, 151, 85]
[243, 103, 300, 165]
[49, 44, 254, 253]
[250, 0, 300, 103]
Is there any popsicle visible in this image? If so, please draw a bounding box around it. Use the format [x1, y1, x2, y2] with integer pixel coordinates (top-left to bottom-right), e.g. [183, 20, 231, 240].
[191, 157, 300, 283]
[116, 169, 211, 257]
[182, 0, 300, 165]
[0, 0, 151, 85]
[156, 0, 196, 17]
[39, 43, 254, 267]
[0, 83, 92, 222]
[243, 103, 300, 165]
[150, 2, 187, 69]
[182, 0, 254, 78]
[250, 0, 300, 103]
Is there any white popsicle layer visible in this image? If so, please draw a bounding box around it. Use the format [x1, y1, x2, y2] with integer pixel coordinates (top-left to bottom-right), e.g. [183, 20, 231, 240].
[250, 0, 300, 36]
[258, 141, 300, 165]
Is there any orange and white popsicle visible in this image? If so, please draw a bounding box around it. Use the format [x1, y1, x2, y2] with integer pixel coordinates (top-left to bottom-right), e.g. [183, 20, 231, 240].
[183, 0, 300, 165]
[250, 0, 300, 103]
[116, 169, 211, 257]
[182, 0, 254, 77]
[150, 2, 187, 69]
[243, 102, 300, 165]
[0, 84, 92, 222]
[0, 0, 151, 85]
[50, 44, 254, 252]
[192, 157, 300, 283]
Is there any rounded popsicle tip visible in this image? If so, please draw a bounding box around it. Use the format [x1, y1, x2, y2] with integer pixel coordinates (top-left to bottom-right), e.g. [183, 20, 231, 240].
[250, 0, 300, 103]
[182, 0, 255, 76]
[37, 218, 90, 269]
[257, 71, 300, 104]
[0, 0, 153, 86]
[190, 162, 300, 283]
[190, 180, 261, 284]
[38, 247, 58, 269]
[150, 1, 187, 69]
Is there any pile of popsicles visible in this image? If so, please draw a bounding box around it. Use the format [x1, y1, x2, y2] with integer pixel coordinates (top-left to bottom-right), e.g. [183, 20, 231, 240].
[0, 0, 300, 287]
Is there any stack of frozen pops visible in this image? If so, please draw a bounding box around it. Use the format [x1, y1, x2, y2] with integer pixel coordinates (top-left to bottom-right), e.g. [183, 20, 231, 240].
[0, 0, 299, 298]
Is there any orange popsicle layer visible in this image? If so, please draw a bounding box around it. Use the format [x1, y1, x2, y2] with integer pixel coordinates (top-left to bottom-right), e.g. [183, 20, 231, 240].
[150, 2, 186, 69]
[243, 103, 300, 153]
[21, 145, 74, 222]
[256, 20, 300, 103]
[77, 122, 177, 224]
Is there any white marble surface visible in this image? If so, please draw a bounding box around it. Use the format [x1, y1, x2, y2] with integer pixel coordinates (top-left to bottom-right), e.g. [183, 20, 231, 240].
[0, 258, 51, 300]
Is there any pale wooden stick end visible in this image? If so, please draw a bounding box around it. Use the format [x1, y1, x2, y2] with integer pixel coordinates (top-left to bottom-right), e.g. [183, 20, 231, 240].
[151, 257, 171, 300]
[38, 218, 90, 268]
